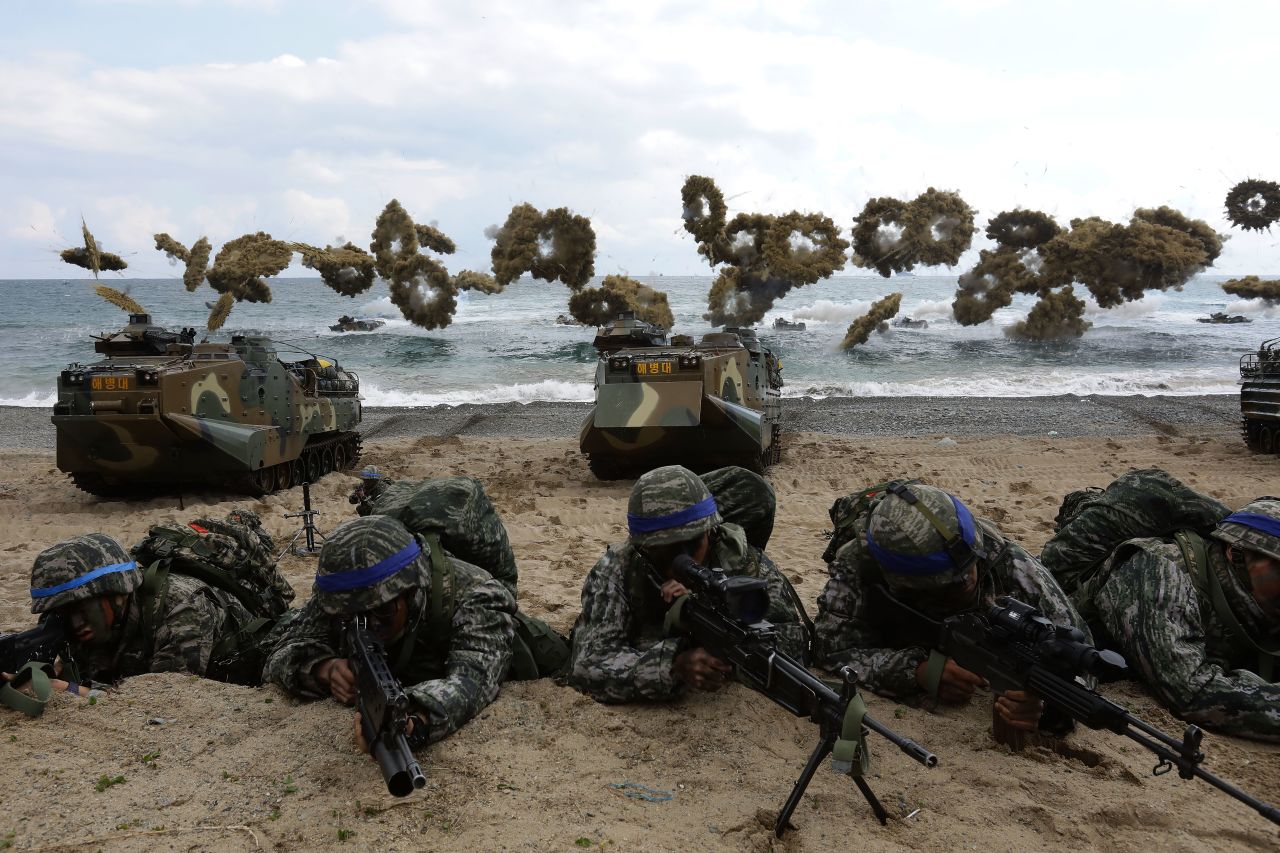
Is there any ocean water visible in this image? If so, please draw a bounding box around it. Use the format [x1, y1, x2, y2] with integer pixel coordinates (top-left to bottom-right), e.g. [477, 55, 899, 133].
[1, 274, 1276, 407]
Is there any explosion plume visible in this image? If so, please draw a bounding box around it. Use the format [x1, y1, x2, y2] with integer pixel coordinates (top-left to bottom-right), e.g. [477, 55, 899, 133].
[839, 292, 902, 349]
[1006, 286, 1091, 341]
[93, 285, 145, 314]
[1224, 179, 1280, 232]
[567, 274, 675, 329]
[61, 221, 127, 277]
[851, 189, 975, 277]
[1223, 276, 1280, 305]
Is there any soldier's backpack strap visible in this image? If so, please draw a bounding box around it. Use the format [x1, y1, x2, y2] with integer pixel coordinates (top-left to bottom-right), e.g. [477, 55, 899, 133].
[135, 559, 173, 662]
[1175, 530, 1279, 682]
[394, 535, 455, 674]
[0, 661, 54, 717]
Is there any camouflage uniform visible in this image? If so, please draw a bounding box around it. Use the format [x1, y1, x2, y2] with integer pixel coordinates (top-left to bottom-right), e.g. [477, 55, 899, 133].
[568, 465, 806, 704]
[263, 516, 515, 746]
[353, 475, 519, 594]
[1069, 498, 1280, 741]
[29, 532, 256, 684]
[815, 483, 1087, 701]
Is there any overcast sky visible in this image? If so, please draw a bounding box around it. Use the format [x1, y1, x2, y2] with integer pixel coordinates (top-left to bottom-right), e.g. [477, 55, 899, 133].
[3, 0, 1278, 280]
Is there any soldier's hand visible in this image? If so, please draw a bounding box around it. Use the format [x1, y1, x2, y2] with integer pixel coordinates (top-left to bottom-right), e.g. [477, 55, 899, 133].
[994, 690, 1044, 731]
[313, 657, 357, 705]
[660, 579, 690, 603]
[917, 658, 988, 704]
[673, 648, 732, 691]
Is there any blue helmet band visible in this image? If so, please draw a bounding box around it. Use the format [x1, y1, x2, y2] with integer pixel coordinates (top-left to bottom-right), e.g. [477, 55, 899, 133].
[867, 495, 977, 577]
[31, 561, 138, 599]
[1221, 512, 1280, 540]
[314, 541, 421, 593]
[628, 495, 719, 535]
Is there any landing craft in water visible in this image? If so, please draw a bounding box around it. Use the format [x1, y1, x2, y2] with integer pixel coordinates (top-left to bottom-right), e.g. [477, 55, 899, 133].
[53, 313, 362, 496]
[1197, 312, 1251, 324]
[330, 315, 386, 333]
[579, 312, 783, 479]
[773, 317, 807, 331]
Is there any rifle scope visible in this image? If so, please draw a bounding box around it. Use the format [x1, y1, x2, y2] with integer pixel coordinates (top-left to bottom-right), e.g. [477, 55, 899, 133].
[988, 597, 1127, 681]
[672, 555, 770, 625]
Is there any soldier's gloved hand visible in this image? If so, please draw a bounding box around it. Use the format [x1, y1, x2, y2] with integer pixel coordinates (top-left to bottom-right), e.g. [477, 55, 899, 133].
[312, 657, 357, 705]
[673, 648, 732, 691]
[659, 579, 690, 603]
[994, 690, 1044, 732]
[916, 658, 988, 704]
[353, 712, 425, 755]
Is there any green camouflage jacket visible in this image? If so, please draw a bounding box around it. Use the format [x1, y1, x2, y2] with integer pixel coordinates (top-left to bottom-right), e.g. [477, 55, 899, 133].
[75, 573, 255, 684]
[567, 523, 807, 704]
[263, 558, 515, 746]
[1082, 537, 1280, 741]
[815, 515, 1087, 700]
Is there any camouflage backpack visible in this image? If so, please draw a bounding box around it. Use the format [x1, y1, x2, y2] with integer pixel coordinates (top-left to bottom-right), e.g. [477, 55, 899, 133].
[822, 480, 923, 564]
[359, 478, 569, 677]
[1041, 468, 1230, 597]
[701, 466, 777, 550]
[357, 476, 519, 594]
[130, 510, 295, 685]
[131, 510, 294, 619]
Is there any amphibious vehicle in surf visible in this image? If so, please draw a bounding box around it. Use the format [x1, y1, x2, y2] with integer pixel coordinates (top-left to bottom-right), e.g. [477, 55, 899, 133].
[1241, 336, 1280, 455]
[579, 312, 783, 479]
[53, 312, 363, 496]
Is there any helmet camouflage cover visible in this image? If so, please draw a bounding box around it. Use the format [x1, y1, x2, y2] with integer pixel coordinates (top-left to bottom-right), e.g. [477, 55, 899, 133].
[866, 483, 982, 593]
[1211, 498, 1280, 562]
[312, 515, 429, 615]
[628, 465, 723, 547]
[30, 533, 141, 614]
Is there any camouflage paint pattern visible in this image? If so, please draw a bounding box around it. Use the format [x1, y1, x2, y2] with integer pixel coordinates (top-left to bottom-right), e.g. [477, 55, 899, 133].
[52, 314, 361, 492]
[263, 544, 516, 747]
[814, 487, 1087, 700]
[353, 476, 519, 594]
[1240, 337, 1280, 455]
[580, 317, 783, 476]
[567, 523, 807, 703]
[1079, 537, 1280, 741]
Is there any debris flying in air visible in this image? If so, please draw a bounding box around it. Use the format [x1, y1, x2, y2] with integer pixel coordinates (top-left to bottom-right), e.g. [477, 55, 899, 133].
[1224, 179, 1280, 232]
[681, 175, 849, 327]
[839, 292, 902, 349]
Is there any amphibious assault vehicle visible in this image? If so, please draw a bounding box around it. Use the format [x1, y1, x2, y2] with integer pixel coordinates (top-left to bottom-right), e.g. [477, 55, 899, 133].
[1241, 337, 1280, 454]
[579, 313, 783, 479]
[53, 313, 363, 496]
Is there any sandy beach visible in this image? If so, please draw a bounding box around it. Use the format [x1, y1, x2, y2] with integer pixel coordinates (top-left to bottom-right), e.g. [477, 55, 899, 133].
[0, 397, 1277, 851]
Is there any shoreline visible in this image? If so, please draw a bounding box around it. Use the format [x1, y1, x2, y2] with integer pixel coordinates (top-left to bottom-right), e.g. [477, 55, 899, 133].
[0, 393, 1240, 451]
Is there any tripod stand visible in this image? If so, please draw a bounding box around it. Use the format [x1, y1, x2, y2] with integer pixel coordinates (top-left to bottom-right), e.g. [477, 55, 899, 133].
[281, 481, 325, 557]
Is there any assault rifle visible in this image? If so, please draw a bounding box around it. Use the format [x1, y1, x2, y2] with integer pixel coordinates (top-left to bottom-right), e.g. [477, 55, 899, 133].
[342, 617, 427, 797]
[875, 588, 1280, 827]
[666, 555, 937, 837]
[1, 615, 68, 676]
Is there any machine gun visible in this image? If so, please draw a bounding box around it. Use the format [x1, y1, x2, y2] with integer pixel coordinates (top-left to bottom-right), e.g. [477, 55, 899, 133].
[342, 617, 427, 797]
[875, 588, 1280, 827]
[665, 555, 937, 837]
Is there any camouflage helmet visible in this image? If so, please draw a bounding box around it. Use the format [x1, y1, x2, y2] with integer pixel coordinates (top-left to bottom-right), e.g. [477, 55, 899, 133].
[866, 483, 981, 593]
[225, 507, 263, 527]
[30, 534, 141, 614]
[700, 466, 776, 550]
[360, 465, 382, 480]
[312, 516, 429, 615]
[1211, 498, 1280, 562]
[628, 465, 722, 547]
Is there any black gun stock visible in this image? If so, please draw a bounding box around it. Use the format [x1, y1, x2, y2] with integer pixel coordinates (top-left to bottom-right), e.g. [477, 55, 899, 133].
[668, 556, 937, 837]
[1, 615, 69, 676]
[343, 618, 427, 797]
[876, 586, 1280, 828]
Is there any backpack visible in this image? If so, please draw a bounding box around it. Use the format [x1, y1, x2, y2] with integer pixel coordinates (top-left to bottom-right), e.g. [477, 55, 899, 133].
[823, 479, 923, 564]
[130, 512, 295, 685]
[360, 477, 519, 594]
[1041, 468, 1230, 597]
[700, 466, 777, 550]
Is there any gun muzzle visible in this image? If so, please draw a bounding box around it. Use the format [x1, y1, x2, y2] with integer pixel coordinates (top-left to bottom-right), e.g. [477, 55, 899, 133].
[372, 736, 427, 797]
